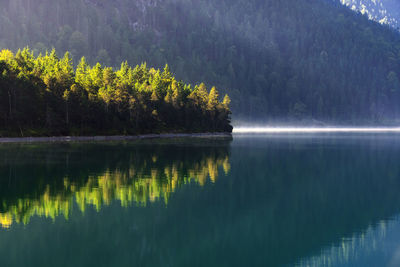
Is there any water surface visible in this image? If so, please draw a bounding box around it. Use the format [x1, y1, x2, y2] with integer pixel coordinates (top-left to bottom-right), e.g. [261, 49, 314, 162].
[1, 134, 400, 266]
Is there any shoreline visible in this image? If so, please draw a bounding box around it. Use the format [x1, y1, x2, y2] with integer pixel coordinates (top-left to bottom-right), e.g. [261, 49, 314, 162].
[0, 133, 232, 143]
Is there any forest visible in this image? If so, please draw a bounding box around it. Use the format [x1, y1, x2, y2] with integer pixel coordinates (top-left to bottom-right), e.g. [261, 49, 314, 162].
[0, 48, 232, 136]
[2, 0, 400, 123]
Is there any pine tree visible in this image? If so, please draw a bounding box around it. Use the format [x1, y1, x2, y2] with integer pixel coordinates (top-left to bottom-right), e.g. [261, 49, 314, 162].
[207, 86, 219, 111]
[222, 94, 231, 109]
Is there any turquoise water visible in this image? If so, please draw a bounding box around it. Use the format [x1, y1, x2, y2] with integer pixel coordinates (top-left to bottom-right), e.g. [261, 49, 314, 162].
[1, 134, 400, 266]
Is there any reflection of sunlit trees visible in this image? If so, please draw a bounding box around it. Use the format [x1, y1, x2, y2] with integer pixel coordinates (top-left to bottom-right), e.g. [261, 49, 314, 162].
[0, 186, 73, 228]
[0, 214, 12, 229]
[0, 153, 230, 229]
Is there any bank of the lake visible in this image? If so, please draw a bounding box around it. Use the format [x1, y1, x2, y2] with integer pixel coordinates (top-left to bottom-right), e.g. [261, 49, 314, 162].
[0, 132, 232, 143]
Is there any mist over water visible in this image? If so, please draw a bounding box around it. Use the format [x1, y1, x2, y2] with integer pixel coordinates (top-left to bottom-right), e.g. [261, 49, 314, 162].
[233, 126, 400, 133]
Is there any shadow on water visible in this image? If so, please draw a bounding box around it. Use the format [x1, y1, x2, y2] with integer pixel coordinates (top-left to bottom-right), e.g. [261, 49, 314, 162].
[0, 134, 400, 266]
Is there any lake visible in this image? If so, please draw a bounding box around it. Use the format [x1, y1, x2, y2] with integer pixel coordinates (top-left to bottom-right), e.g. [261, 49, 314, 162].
[1, 133, 400, 266]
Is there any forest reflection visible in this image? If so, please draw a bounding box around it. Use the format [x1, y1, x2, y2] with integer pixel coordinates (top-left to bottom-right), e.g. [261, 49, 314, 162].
[0, 139, 231, 229]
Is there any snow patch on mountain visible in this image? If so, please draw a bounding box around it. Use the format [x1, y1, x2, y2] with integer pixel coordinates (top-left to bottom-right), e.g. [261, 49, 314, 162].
[340, 0, 400, 28]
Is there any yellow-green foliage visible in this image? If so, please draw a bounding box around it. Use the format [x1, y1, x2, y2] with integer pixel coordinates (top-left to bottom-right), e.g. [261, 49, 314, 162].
[0, 48, 232, 136]
[0, 153, 230, 229]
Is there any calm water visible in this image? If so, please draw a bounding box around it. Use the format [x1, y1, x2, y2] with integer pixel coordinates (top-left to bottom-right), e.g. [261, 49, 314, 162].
[1, 134, 400, 266]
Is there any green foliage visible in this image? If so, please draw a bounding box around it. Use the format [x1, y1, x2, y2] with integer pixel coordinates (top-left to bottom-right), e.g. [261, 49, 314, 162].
[0, 48, 232, 136]
[0, 141, 231, 228]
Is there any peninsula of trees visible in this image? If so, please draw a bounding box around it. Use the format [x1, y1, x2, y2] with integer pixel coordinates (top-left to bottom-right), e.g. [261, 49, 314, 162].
[0, 48, 232, 136]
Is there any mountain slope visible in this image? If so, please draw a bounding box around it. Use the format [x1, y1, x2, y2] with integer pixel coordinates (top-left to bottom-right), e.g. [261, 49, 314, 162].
[340, 0, 400, 28]
[1, 0, 400, 123]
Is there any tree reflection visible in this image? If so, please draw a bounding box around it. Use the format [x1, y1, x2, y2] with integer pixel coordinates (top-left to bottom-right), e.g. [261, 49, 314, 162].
[0, 140, 231, 228]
